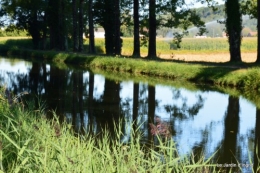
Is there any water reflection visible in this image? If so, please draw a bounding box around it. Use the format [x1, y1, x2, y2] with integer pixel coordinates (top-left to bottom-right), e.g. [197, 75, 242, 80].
[0, 57, 258, 168]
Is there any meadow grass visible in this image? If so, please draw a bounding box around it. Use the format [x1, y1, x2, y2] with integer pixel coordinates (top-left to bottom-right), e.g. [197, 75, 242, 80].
[90, 37, 257, 55]
[0, 88, 218, 173]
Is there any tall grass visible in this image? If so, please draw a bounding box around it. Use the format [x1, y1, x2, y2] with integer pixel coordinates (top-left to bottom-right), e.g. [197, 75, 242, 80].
[0, 88, 218, 172]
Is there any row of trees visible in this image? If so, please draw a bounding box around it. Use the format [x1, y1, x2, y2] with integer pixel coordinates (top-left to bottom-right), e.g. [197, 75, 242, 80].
[0, 0, 258, 62]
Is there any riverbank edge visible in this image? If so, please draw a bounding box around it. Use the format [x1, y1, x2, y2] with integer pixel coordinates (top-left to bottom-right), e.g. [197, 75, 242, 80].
[1, 45, 260, 91]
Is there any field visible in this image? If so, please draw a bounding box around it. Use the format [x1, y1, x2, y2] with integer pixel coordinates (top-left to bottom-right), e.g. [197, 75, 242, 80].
[0, 36, 257, 63]
[90, 37, 257, 62]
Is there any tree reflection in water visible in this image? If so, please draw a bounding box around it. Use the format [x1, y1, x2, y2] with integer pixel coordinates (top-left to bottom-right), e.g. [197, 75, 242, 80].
[0, 58, 259, 167]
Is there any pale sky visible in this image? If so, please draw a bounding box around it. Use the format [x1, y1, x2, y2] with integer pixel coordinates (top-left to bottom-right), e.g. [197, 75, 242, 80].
[186, 0, 225, 8]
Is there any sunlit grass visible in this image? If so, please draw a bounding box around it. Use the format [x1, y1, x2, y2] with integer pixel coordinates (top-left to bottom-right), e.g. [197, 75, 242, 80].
[0, 88, 218, 172]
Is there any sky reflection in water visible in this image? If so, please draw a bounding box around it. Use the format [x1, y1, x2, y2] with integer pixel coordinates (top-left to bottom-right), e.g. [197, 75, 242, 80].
[0, 57, 257, 166]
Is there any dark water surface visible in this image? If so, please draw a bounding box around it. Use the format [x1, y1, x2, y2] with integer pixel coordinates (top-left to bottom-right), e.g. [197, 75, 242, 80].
[0, 57, 258, 171]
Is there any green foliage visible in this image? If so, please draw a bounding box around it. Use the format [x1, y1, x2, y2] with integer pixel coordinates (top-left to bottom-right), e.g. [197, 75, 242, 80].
[0, 89, 216, 172]
[241, 0, 257, 19]
[0, 27, 28, 37]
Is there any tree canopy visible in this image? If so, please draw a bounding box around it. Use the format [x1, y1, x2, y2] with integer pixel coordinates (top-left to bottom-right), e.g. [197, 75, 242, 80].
[0, 0, 257, 61]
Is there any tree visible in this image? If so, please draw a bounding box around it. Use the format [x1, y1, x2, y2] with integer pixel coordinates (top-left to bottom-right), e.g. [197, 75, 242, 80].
[241, 0, 260, 63]
[47, 0, 69, 50]
[88, 0, 96, 53]
[0, 0, 48, 49]
[147, 0, 157, 58]
[241, 0, 257, 18]
[78, 0, 84, 52]
[132, 0, 140, 57]
[93, 0, 121, 55]
[72, 0, 79, 51]
[144, 0, 207, 58]
[225, 0, 242, 62]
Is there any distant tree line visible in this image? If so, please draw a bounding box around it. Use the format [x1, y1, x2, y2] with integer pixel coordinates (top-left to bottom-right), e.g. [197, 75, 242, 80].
[0, 0, 259, 62]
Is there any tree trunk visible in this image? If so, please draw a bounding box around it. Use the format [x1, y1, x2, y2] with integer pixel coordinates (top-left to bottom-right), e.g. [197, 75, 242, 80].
[78, 0, 84, 52]
[48, 0, 67, 50]
[132, 0, 140, 57]
[148, 0, 157, 58]
[225, 0, 242, 62]
[103, 0, 121, 55]
[114, 0, 121, 55]
[104, 0, 115, 55]
[256, 0, 260, 63]
[88, 0, 96, 53]
[72, 0, 79, 52]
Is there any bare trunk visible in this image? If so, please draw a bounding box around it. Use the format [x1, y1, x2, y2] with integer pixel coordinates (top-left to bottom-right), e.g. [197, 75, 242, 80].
[114, 0, 121, 55]
[72, 0, 78, 52]
[78, 0, 84, 52]
[225, 0, 242, 62]
[132, 0, 140, 57]
[256, 0, 260, 63]
[88, 0, 95, 53]
[148, 0, 156, 58]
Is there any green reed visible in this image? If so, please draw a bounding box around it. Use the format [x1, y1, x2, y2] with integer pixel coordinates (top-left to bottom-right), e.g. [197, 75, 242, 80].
[0, 87, 218, 172]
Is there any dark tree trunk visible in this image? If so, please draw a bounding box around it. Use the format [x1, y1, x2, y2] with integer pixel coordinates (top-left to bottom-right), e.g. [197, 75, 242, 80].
[148, 85, 155, 143]
[88, 0, 96, 53]
[72, 0, 79, 52]
[103, 0, 114, 55]
[132, 0, 140, 57]
[103, 0, 121, 55]
[72, 0, 78, 52]
[48, 0, 67, 50]
[254, 108, 260, 172]
[59, 0, 67, 51]
[78, 0, 84, 52]
[256, 0, 260, 63]
[218, 96, 240, 172]
[148, 0, 157, 58]
[225, 0, 242, 62]
[114, 0, 121, 55]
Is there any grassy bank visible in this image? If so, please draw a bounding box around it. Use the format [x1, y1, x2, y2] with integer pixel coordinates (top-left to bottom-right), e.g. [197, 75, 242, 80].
[0, 37, 260, 92]
[0, 88, 218, 172]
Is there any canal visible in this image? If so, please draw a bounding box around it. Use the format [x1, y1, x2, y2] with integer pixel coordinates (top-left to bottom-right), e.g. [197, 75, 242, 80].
[0, 57, 257, 171]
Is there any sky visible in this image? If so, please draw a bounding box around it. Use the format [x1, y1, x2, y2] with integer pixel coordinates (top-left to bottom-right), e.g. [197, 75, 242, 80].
[186, 0, 225, 8]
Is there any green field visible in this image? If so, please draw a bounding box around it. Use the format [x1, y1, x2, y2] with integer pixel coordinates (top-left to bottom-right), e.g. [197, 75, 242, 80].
[85, 37, 257, 56]
[0, 37, 257, 56]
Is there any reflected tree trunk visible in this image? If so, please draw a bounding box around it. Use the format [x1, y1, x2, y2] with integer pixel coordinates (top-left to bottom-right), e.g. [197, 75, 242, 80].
[72, 71, 78, 132]
[88, 73, 95, 134]
[98, 79, 121, 135]
[254, 108, 260, 172]
[78, 71, 84, 133]
[218, 96, 240, 172]
[148, 85, 155, 144]
[29, 62, 40, 108]
[133, 83, 139, 135]
[47, 66, 66, 121]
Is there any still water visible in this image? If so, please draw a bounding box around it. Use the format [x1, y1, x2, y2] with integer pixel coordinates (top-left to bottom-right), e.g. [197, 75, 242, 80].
[0, 57, 258, 170]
